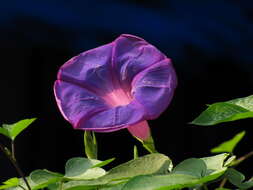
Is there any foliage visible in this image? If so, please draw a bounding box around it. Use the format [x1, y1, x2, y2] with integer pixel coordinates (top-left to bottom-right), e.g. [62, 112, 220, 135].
[0, 94, 252, 190]
[191, 95, 253, 126]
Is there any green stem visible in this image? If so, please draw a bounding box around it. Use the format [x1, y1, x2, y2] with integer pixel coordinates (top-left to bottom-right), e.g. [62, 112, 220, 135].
[141, 135, 158, 153]
[11, 141, 16, 161]
[219, 178, 227, 188]
[231, 151, 253, 166]
[84, 131, 98, 159]
[133, 145, 139, 159]
[0, 143, 31, 190]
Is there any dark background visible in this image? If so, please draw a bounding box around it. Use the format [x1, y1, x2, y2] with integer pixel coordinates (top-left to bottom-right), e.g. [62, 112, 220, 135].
[1, 0, 253, 182]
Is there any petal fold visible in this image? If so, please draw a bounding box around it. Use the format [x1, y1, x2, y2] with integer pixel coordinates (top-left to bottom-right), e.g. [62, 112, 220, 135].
[113, 34, 166, 91]
[54, 80, 109, 128]
[77, 101, 146, 132]
[131, 59, 177, 119]
[57, 43, 115, 96]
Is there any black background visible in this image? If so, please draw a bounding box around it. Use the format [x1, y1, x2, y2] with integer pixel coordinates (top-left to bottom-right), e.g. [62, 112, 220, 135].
[1, 0, 253, 182]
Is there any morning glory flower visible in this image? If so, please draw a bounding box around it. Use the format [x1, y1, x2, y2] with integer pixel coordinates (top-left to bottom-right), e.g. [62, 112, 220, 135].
[54, 34, 177, 140]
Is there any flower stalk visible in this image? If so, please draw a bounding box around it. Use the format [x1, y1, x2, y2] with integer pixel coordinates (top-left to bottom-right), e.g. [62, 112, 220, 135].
[84, 131, 98, 159]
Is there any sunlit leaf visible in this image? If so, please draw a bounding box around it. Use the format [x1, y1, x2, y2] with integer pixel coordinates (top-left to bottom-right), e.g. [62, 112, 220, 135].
[64, 157, 108, 180]
[62, 154, 172, 190]
[65, 157, 94, 178]
[91, 158, 115, 168]
[0, 178, 19, 189]
[100, 153, 172, 181]
[200, 153, 230, 175]
[1, 118, 36, 140]
[191, 95, 253, 126]
[30, 169, 63, 189]
[0, 127, 9, 138]
[211, 131, 245, 153]
[121, 154, 231, 190]
[172, 158, 206, 178]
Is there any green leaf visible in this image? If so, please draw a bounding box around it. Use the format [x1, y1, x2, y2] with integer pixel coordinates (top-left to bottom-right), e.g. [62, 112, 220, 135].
[211, 131, 245, 153]
[62, 154, 172, 190]
[5, 176, 60, 190]
[64, 157, 106, 180]
[69, 168, 106, 180]
[0, 127, 9, 138]
[47, 183, 61, 190]
[225, 168, 253, 189]
[62, 180, 108, 190]
[122, 173, 227, 190]
[84, 131, 97, 159]
[99, 182, 126, 190]
[200, 153, 231, 175]
[91, 158, 115, 168]
[227, 95, 253, 110]
[30, 169, 63, 189]
[142, 135, 157, 154]
[0, 178, 19, 189]
[172, 158, 207, 178]
[65, 157, 94, 178]
[1, 118, 36, 140]
[191, 95, 253, 126]
[121, 173, 200, 190]
[100, 153, 172, 181]
[121, 154, 231, 190]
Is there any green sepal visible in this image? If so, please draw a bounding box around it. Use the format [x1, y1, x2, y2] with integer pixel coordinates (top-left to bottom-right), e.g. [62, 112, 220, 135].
[84, 131, 97, 159]
[134, 134, 157, 154]
[133, 145, 138, 159]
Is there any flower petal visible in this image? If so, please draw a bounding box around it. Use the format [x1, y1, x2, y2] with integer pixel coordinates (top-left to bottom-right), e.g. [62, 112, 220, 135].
[76, 100, 146, 132]
[113, 34, 166, 91]
[54, 80, 109, 128]
[57, 43, 115, 96]
[54, 34, 178, 133]
[131, 59, 177, 119]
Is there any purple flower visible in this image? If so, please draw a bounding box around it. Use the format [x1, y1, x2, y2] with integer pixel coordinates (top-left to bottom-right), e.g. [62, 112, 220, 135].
[54, 34, 177, 140]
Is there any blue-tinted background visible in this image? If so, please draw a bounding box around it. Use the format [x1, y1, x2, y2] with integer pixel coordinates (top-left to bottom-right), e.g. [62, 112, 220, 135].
[1, 0, 253, 181]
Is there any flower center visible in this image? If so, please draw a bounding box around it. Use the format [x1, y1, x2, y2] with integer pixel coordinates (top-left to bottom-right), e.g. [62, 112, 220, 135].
[103, 88, 132, 107]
